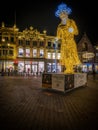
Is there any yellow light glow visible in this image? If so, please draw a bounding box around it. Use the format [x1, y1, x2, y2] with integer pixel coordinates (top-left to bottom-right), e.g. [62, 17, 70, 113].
[57, 19, 81, 73]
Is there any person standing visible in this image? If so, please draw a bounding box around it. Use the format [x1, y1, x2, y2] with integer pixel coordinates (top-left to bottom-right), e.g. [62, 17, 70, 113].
[92, 69, 96, 80]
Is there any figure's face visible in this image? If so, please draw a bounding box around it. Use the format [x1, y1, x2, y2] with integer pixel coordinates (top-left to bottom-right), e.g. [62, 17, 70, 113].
[59, 12, 68, 25]
[59, 12, 68, 20]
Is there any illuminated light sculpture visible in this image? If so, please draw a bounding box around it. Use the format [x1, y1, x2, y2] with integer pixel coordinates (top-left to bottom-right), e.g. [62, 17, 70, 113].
[55, 3, 81, 73]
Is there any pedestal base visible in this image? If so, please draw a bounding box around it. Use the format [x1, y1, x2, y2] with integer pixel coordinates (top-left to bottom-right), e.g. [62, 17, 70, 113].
[42, 73, 87, 93]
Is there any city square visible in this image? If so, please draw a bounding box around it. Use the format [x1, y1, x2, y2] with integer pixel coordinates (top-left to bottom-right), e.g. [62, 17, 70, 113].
[0, 1, 98, 130]
[0, 75, 98, 130]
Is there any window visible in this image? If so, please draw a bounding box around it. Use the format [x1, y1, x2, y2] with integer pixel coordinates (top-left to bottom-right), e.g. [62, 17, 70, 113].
[3, 50, 7, 55]
[26, 48, 30, 57]
[10, 37, 14, 42]
[53, 43, 56, 48]
[33, 41, 37, 46]
[4, 37, 9, 41]
[47, 52, 51, 59]
[82, 42, 88, 51]
[57, 53, 60, 59]
[18, 48, 24, 57]
[39, 41, 44, 47]
[48, 42, 51, 47]
[40, 49, 44, 57]
[33, 49, 37, 57]
[19, 40, 23, 46]
[52, 53, 56, 59]
[39, 62, 44, 72]
[58, 43, 61, 48]
[9, 50, 13, 56]
[26, 40, 30, 46]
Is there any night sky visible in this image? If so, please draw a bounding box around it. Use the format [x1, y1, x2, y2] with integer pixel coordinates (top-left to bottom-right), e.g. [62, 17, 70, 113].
[0, 0, 97, 44]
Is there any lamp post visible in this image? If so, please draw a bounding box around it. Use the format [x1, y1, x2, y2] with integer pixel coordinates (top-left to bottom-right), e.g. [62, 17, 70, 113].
[54, 37, 58, 73]
[7, 43, 10, 70]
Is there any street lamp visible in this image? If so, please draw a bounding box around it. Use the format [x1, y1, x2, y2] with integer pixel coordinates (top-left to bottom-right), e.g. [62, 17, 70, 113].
[54, 37, 59, 73]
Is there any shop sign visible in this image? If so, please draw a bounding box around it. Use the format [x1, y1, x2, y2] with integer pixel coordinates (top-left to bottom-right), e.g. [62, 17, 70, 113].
[82, 52, 95, 58]
[14, 59, 18, 65]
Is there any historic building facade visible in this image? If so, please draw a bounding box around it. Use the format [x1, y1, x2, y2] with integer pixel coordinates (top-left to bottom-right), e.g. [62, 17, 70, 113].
[0, 22, 61, 75]
[0, 23, 98, 75]
[0, 22, 18, 74]
[77, 33, 98, 73]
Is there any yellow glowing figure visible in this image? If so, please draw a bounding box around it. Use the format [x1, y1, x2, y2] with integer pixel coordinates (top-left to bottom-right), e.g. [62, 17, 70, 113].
[56, 4, 81, 73]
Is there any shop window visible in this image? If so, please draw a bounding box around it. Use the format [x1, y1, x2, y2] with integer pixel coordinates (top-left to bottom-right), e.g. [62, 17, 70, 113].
[47, 63, 51, 72]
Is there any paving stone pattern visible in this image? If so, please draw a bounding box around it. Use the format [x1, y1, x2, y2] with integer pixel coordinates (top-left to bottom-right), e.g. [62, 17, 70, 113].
[0, 75, 98, 130]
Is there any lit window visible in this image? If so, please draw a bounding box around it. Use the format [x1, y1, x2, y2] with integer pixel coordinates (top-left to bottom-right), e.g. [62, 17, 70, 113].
[26, 48, 30, 57]
[33, 49, 37, 57]
[57, 53, 61, 59]
[52, 53, 56, 59]
[18, 48, 24, 57]
[40, 49, 44, 57]
[47, 52, 51, 59]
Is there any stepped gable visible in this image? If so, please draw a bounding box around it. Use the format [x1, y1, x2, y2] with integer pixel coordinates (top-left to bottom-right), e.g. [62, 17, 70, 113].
[77, 33, 94, 52]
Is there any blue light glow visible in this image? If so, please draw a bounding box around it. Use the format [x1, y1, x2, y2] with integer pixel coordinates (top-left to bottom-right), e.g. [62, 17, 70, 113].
[55, 3, 72, 17]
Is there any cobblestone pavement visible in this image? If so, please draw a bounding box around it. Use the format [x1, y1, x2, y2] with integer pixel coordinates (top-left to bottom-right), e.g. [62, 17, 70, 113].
[0, 75, 98, 130]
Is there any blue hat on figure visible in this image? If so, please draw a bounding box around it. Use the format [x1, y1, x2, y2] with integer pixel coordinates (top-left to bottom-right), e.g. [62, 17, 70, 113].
[55, 3, 72, 17]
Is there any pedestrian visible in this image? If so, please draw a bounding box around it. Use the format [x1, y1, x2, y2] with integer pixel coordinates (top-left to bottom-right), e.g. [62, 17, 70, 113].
[8, 68, 10, 76]
[92, 69, 96, 80]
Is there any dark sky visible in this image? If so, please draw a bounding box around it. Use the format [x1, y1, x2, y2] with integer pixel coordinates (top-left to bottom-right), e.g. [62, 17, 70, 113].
[0, 0, 97, 44]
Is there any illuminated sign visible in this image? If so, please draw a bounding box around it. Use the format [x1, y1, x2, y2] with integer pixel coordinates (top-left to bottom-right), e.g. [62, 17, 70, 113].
[82, 52, 95, 58]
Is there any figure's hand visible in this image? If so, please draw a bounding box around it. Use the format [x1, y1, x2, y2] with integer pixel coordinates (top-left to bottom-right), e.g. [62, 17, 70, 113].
[68, 27, 74, 33]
